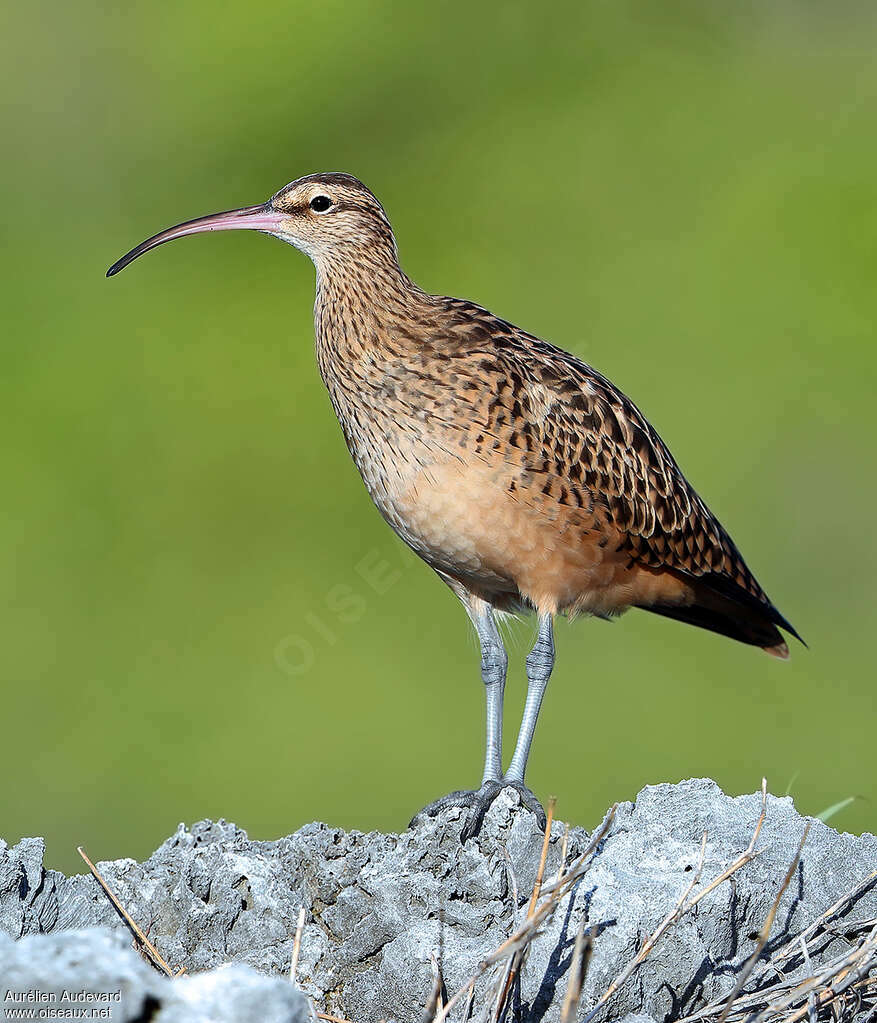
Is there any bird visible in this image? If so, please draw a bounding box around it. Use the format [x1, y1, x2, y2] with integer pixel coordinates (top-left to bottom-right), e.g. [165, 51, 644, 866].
[107, 172, 802, 841]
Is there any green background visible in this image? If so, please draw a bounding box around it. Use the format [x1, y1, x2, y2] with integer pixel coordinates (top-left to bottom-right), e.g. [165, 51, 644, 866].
[2, 2, 875, 873]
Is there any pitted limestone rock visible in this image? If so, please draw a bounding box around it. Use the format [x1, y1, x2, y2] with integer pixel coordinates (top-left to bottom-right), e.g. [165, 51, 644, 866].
[0, 927, 309, 1022]
[1, 779, 876, 1022]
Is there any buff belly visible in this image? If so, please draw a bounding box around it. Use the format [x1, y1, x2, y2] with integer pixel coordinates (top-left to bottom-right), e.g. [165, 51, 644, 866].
[368, 456, 692, 617]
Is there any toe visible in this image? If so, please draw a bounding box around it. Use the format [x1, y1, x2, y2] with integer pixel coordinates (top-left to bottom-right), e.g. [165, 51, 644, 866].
[459, 781, 503, 843]
[411, 780, 547, 841]
[409, 789, 476, 827]
[411, 781, 499, 830]
[505, 781, 548, 831]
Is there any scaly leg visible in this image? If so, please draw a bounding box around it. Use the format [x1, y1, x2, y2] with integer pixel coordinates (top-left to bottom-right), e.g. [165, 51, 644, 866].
[411, 601, 508, 836]
[412, 607, 553, 841]
[506, 612, 554, 784]
[477, 602, 506, 785]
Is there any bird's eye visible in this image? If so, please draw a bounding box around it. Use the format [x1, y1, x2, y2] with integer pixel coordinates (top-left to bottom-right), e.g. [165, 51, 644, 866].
[309, 195, 333, 213]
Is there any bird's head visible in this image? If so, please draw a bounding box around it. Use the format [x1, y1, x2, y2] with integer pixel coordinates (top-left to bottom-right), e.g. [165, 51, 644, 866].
[107, 172, 397, 277]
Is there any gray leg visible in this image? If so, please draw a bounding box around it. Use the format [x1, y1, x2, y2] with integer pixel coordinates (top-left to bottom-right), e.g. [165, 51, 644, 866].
[473, 603, 507, 785]
[411, 603, 549, 842]
[506, 612, 555, 783]
[410, 599, 508, 834]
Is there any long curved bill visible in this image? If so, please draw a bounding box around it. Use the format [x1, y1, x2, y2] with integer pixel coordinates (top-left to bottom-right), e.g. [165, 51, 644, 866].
[106, 203, 285, 277]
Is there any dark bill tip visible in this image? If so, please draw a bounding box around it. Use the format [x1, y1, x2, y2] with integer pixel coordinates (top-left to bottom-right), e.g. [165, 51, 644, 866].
[106, 203, 284, 278]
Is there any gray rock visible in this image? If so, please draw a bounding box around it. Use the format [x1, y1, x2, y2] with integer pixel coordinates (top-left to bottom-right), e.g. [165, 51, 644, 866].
[157, 962, 309, 1023]
[1, 779, 875, 1022]
[0, 927, 309, 1022]
[0, 837, 58, 936]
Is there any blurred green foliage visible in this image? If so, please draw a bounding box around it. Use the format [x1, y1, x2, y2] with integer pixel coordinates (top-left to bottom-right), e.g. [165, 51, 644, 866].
[1, 2, 875, 873]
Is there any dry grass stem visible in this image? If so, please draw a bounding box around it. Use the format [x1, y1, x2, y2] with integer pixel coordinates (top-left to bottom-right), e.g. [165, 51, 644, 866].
[290, 905, 306, 981]
[716, 821, 812, 1023]
[560, 921, 592, 1023]
[463, 979, 476, 1021]
[772, 870, 877, 966]
[748, 923, 877, 1023]
[799, 934, 817, 1023]
[527, 796, 557, 917]
[677, 892, 877, 1023]
[77, 845, 184, 978]
[492, 798, 558, 1021]
[558, 824, 570, 882]
[431, 952, 445, 1013]
[433, 805, 618, 1023]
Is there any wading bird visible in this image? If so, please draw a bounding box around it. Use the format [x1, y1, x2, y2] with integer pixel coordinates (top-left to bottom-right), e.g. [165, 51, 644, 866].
[108, 173, 801, 840]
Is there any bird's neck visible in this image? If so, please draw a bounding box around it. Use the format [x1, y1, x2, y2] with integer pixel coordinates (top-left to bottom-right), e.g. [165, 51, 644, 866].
[312, 250, 432, 376]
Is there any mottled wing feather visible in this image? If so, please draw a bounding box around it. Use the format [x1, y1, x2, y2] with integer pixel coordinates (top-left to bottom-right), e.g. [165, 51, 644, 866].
[447, 301, 771, 606]
[535, 347, 766, 597]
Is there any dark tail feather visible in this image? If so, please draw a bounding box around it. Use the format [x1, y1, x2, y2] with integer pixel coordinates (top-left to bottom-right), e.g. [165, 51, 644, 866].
[636, 573, 804, 657]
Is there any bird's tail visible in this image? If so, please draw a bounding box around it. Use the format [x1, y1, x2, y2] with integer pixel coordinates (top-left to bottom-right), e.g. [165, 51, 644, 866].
[637, 572, 803, 658]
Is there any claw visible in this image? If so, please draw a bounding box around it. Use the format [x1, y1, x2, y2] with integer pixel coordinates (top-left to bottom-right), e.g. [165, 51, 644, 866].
[411, 779, 547, 841]
[510, 781, 548, 832]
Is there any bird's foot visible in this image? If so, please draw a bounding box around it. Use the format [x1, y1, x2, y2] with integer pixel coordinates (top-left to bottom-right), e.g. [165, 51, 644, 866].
[411, 779, 547, 842]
